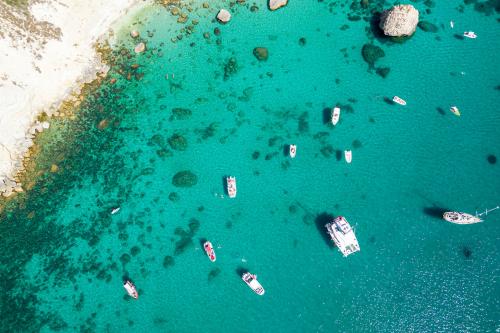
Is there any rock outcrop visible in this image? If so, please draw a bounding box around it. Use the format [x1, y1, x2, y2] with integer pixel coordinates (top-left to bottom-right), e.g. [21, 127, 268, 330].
[379, 5, 419, 37]
[216, 9, 231, 23]
[269, 0, 288, 11]
[253, 47, 268, 61]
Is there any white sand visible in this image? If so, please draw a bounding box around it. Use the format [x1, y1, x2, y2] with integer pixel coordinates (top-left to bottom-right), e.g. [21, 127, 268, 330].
[0, 0, 150, 196]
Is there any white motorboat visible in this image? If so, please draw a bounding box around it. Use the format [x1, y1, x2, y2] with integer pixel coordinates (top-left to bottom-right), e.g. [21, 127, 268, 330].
[344, 150, 352, 163]
[289, 144, 297, 158]
[463, 31, 477, 39]
[242, 272, 265, 295]
[450, 21, 454, 29]
[123, 280, 138, 299]
[111, 207, 121, 215]
[443, 212, 482, 224]
[392, 96, 407, 106]
[203, 241, 216, 262]
[450, 106, 460, 116]
[331, 107, 340, 125]
[325, 216, 360, 257]
[227, 176, 237, 198]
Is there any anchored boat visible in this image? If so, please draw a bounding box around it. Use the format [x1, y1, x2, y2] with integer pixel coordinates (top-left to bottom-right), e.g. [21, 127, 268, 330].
[392, 96, 407, 106]
[463, 31, 477, 39]
[123, 280, 138, 299]
[289, 144, 297, 158]
[450, 106, 460, 116]
[331, 107, 340, 125]
[443, 212, 482, 224]
[242, 272, 265, 295]
[203, 241, 216, 262]
[111, 207, 121, 215]
[325, 216, 360, 257]
[227, 176, 237, 198]
[344, 150, 352, 163]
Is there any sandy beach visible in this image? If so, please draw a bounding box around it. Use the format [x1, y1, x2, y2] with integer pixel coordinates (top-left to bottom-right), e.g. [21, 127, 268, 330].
[0, 0, 150, 197]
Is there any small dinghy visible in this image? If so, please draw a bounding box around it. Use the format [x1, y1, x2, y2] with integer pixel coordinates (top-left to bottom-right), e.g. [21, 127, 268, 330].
[344, 150, 352, 163]
[289, 144, 297, 158]
[227, 176, 237, 198]
[331, 107, 340, 125]
[392, 96, 407, 106]
[203, 241, 216, 262]
[450, 106, 461, 116]
[463, 31, 477, 39]
[111, 207, 121, 215]
[123, 280, 138, 299]
[242, 272, 265, 295]
[450, 21, 454, 29]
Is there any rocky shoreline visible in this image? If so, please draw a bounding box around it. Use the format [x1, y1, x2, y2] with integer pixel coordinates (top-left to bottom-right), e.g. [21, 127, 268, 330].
[0, 0, 151, 197]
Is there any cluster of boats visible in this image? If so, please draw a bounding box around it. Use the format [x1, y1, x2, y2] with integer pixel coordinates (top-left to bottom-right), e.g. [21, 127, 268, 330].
[392, 96, 461, 117]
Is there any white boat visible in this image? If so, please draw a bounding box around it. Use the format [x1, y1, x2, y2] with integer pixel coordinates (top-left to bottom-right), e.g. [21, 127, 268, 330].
[242, 272, 265, 295]
[463, 31, 477, 39]
[123, 280, 138, 299]
[450, 106, 461, 116]
[289, 144, 297, 158]
[227, 176, 237, 198]
[203, 241, 216, 262]
[450, 21, 454, 29]
[331, 107, 340, 125]
[344, 150, 352, 163]
[111, 207, 121, 215]
[443, 212, 482, 225]
[392, 96, 407, 106]
[325, 216, 360, 257]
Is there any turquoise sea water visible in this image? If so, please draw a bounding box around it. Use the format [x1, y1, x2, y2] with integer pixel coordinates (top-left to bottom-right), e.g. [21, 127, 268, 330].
[1, 1, 499, 332]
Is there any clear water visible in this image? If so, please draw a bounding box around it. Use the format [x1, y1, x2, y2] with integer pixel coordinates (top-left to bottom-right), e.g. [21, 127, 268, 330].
[1, 1, 499, 332]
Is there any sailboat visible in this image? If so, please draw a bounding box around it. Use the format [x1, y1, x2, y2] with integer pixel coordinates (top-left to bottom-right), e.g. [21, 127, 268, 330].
[443, 206, 499, 225]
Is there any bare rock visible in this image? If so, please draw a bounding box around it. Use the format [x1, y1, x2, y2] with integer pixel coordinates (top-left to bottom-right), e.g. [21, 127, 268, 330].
[134, 42, 146, 53]
[217, 9, 231, 23]
[269, 0, 288, 11]
[379, 4, 419, 37]
[130, 30, 140, 38]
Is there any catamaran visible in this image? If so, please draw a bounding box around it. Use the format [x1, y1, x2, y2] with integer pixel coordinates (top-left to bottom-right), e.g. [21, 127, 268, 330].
[289, 144, 297, 158]
[203, 241, 216, 262]
[123, 280, 138, 299]
[227, 176, 237, 198]
[325, 216, 360, 257]
[463, 31, 477, 39]
[242, 272, 265, 295]
[331, 107, 340, 125]
[392, 96, 407, 106]
[344, 150, 352, 163]
[450, 106, 460, 116]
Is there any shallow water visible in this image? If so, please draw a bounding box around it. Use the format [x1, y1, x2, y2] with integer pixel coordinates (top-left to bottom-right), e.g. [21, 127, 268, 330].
[1, 1, 499, 332]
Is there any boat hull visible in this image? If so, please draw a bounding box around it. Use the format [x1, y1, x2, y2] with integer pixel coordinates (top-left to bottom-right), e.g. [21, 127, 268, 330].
[443, 212, 482, 224]
[226, 176, 237, 198]
[289, 145, 297, 158]
[203, 241, 216, 262]
[123, 281, 138, 299]
[331, 107, 340, 125]
[392, 96, 407, 106]
[242, 272, 265, 295]
[344, 150, 352, 163]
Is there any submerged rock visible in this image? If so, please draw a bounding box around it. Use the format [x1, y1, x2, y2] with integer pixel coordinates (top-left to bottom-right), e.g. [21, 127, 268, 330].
[253, 47, 268, 61]
[217, 9, 231, 23]
[269, 0, 288, 11]
[168, 133, 188, 151]
[418, 21, 438, 33]
[223, 57, 238, 80]
[172, 170, 198, 187]
[379, 5, 419, 37]
[170, 108, 192, 120]
[361, 44, 385, 68]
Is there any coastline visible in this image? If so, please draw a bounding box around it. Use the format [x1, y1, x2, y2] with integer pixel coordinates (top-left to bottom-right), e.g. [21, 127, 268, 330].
[0, 0, 152, 197]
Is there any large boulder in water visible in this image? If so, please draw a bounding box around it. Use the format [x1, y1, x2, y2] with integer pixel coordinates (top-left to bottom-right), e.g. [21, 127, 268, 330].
[172, 171, 198, 187]
[269, 0, 288, 11]
[379, 5, 419, 37]
[217, 9, 231, 23]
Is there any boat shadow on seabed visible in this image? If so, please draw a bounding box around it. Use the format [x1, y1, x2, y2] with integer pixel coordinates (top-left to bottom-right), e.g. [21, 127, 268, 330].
[315, 212, 335, 249]
[422, 206, 451, 220]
